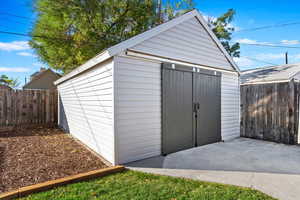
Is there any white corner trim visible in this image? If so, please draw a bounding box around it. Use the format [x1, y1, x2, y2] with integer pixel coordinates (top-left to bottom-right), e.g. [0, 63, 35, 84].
[126, 50, 238, 75]
[111, 58, 118, 165]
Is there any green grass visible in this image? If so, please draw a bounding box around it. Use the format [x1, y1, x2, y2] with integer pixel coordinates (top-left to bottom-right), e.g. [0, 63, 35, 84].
[20, 170, 276, 200]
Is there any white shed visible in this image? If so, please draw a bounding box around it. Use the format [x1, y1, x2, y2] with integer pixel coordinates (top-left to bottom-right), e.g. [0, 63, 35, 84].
[55, 10, 240, 165]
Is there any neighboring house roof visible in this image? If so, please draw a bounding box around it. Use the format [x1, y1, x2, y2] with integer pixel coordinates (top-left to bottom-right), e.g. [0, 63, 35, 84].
[0, 84, 12, 90]
[30, 71, 40, 78]
[23, 68, 61, 89]
[55, 9, 239, 85]
[241, 63, 300, 84]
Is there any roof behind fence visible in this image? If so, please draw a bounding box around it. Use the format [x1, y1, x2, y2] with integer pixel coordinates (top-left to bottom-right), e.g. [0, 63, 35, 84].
[241, 63, 300, 84]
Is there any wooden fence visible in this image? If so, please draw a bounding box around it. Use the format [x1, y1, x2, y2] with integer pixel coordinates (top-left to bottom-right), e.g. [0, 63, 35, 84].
[0, 89, 58, 128]
[240, 81, 300, 144]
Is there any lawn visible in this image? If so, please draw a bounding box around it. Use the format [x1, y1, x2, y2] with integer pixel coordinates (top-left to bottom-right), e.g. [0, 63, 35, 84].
[20, 170, 276, 200]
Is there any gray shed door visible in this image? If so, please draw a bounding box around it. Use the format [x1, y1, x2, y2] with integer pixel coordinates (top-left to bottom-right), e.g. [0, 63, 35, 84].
[194, 71, 221, 146]
[162, 66, 194, 154]
[162, 64, 221, 155]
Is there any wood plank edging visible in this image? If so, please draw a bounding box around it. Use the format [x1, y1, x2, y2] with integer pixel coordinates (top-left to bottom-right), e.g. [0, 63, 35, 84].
[0, 166, 124, 200]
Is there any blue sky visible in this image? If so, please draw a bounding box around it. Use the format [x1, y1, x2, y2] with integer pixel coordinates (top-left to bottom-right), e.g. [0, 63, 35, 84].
[1, 0, 300, 86]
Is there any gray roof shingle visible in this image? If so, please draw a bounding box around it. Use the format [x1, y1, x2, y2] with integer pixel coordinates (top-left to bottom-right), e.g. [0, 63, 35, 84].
[241, 63, 300, 84]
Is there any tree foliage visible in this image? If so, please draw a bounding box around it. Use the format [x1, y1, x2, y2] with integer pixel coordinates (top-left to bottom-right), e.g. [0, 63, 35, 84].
[0, 75, 20, 88]
[30, 1, 238, 73]
[30, 0, 194, 73]
[207, 9, 240, 57]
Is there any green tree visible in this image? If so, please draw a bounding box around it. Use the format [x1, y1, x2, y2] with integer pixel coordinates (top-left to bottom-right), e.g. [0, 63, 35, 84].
[30, 0, 194, 73]
[207, 9, 240, 57]
[155, 0, 195, 24]
[0, 75, 20, 88]
[30, 1, 238, 73]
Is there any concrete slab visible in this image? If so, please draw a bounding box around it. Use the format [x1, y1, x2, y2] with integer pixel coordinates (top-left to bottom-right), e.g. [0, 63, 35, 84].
[126, 138, 300, 200]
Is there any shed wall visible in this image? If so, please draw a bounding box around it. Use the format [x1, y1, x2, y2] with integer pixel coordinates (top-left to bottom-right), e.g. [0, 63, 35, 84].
[114, 56, 161, 164]
[57, 59, 115, 164]
[114, 56, 240, 164]
[131, 17, 234, 71]
[221, 72, 240, 140]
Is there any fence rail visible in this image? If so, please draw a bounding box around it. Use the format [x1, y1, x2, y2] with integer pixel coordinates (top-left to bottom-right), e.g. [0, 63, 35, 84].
[0, 89, 58, 128]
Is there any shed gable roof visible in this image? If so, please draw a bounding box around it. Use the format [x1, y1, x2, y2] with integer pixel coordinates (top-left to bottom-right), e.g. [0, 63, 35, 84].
[241, 63, 300, 84]
[56, 10, 239, 85]
[130, 16, 234, 70]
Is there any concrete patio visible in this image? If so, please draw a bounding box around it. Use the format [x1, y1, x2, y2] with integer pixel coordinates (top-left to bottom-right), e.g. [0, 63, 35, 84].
[126, 138, 300, 200]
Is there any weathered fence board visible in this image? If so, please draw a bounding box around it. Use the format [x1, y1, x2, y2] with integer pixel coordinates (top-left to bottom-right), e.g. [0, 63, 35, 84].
[0, 89, 57, 128]
[241, 81, 299, 144]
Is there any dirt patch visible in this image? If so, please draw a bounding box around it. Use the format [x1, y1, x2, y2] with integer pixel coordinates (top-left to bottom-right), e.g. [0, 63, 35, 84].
[0, 126, 108, 193]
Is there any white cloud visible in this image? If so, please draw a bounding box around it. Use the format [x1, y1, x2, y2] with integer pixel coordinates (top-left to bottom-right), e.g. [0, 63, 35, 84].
[235, 38, 272, 45]
[17, 52, 36, 57]
[0, 41, 30, 51]
[286, 53, 300, 63]
[0, 67, 30, 72]
[236, 38, 300, 46]
[202, 13, 240, 31]
[242, 53, 300, 64]
[292, 54, 300, 60]
[233, 57, 254, 66]
[225, 22, 241, 31]
[236, 38, 259, 44]
[32, 63, 40, 67]
[202, 14, 216, 23]
[256, 53, 285, 61]
[280, 40, 300, 45]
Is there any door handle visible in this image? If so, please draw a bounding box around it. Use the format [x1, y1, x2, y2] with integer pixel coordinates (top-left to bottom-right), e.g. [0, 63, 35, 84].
[193, 103, 197, 113]
[193, 103, 200, 112]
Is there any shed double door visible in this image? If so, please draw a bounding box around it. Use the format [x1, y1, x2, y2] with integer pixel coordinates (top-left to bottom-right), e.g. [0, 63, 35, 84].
[162, 64, 221, 155]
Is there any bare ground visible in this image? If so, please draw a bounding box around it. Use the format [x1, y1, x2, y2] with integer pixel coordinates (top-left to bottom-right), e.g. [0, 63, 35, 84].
[0, 126, 107, 193]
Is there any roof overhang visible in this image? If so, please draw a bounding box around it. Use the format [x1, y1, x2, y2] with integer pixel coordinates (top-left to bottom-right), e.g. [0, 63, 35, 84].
[126, 49, 238, 75]
[55, 51, 111, 85]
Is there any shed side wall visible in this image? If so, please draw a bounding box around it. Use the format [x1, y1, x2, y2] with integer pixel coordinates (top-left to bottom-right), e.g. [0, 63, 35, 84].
[57, 59, 115, 164]
[221, 72, 240, 140]
[114, 56, 161, 164]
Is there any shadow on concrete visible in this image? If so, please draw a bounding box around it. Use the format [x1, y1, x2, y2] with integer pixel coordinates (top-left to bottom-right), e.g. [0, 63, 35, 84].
[126, 137, 300, 175]
[127, 156, 165, 168]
